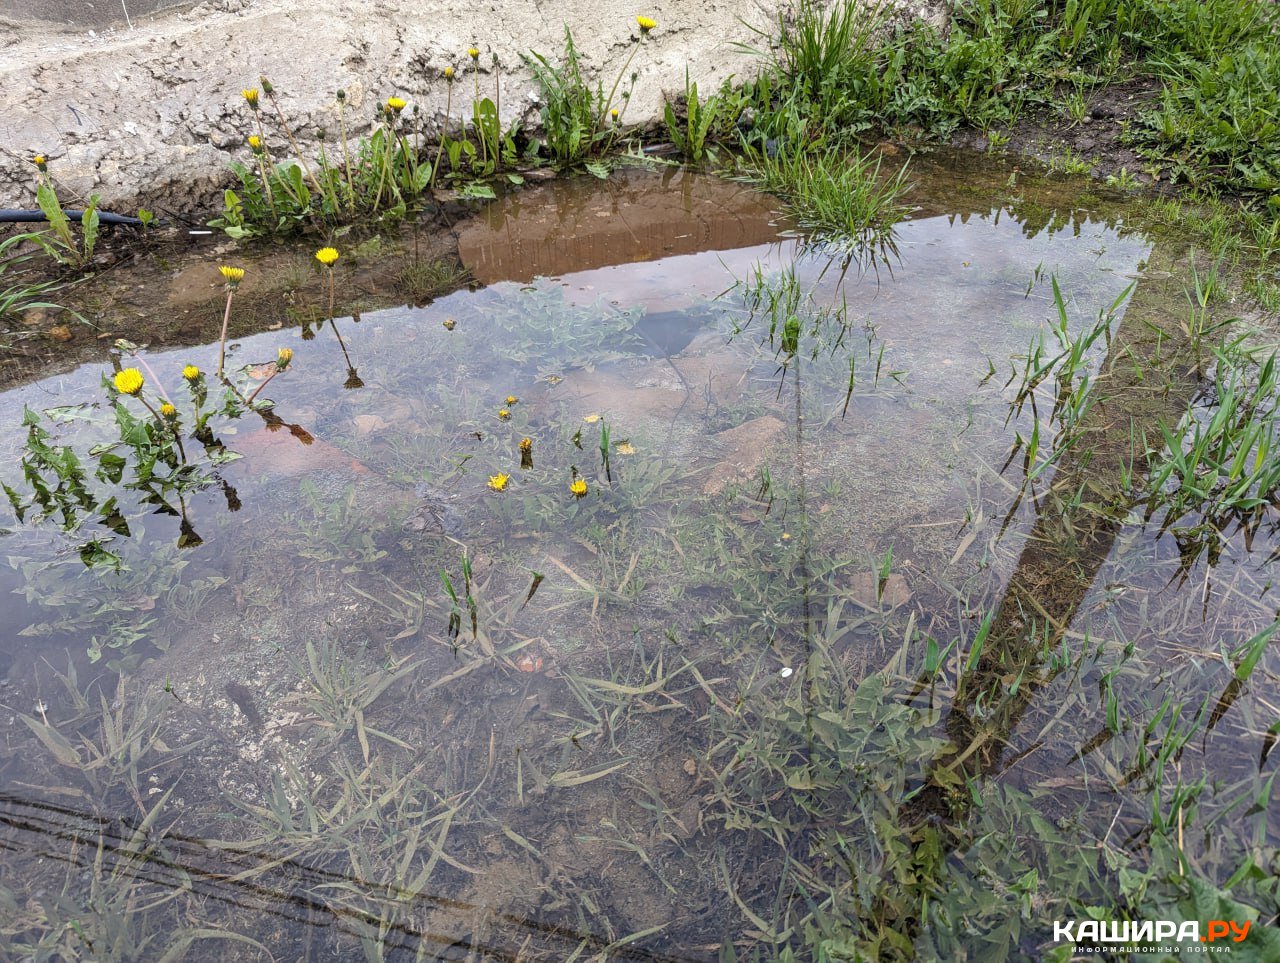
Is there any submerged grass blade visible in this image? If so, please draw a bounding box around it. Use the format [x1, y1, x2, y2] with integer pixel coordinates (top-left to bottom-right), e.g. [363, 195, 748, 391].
[1233, 621, 1279, 682]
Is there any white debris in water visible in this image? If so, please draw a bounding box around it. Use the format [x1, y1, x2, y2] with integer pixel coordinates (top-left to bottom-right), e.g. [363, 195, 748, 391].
[779, 667, 793, 679]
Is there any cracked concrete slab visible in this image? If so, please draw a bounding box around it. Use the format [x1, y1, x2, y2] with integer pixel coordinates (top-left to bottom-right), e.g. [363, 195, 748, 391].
[0, 0, 197, 29]
[0, 0, 790, 214]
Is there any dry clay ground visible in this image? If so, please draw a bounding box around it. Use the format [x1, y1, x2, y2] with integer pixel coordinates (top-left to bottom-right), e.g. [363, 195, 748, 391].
[0, 0, 797, 215]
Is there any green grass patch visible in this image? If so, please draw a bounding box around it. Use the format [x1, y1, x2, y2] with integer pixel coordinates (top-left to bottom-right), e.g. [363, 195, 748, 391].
[743, 0, 1280, 197]
[737, 145, 913, 248]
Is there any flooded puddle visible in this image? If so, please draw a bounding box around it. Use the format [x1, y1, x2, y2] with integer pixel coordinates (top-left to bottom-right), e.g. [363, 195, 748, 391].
[0, 161, 1276, 959]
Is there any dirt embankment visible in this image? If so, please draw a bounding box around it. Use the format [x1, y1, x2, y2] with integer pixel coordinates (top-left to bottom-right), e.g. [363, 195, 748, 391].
[0, 0, 794, 215]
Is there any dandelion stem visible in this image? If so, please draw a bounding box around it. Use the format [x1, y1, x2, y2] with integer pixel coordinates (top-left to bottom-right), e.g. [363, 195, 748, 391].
[217, 289, 235, 378]
[136, 394, 187, 463]
[328, 313, 357, 373]
[598, 36, 642, 137]
[246, 371, 278, 404]
[121, 352, 171, 406]
[338, 98, 355, 214]
[431, 83, 453, 189]
[494, 60, 503, 172]
[263, 81, 325, 200]
[395, 126, 416, 197]
[372, 115, 394, 210]
[316, 140, 339, 215]
[473, 61, 487, 171]
[251, 114, 281, 218]
[254, 152, 278, 219]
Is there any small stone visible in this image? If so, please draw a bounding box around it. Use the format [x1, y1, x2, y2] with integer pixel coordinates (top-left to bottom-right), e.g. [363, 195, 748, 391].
[673, 796, 701, 838]
[352, 414, 387, 436]
[847, 571, 912, 611]
[46, 325, 74, 342]
[702, 415, 786, 495]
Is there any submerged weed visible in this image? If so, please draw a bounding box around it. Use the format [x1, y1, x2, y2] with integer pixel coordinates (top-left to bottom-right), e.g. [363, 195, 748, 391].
[396, 256, 470, 304]
[1143, 342, 1280, 549]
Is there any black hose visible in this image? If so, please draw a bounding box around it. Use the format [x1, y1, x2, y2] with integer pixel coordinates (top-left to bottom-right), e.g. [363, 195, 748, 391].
[0, 208, 156, 226]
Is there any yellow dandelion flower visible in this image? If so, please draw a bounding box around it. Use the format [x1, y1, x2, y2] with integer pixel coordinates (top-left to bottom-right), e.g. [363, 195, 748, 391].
[242, 88, 259, 107]
[468, 47, 480, 60]
[315, 247, 340, 267]
[114, 368, 144, 395]
[444, 65, 455, 80]
[583, 413, 600, 423]
[637, 15, 657, 33]
[505, 395, 518, 406]
[442, 318, 457, 330]
[519, 437, 532, 452]
[497, 408, 511, 420]
[611, 108, 619, 120]
[487, 472, 510, 492]
[182, 365, 201, 380]
[248, 134, 262, 151]
[219, 265, 245, 286]
[616, 441, 637, 455]
[387, 96, 407, 113]
[33, 154, 47, 171]
[570, 477, 588, 498]
[159, 402, 177, 417]
[277, 347, 293, 369]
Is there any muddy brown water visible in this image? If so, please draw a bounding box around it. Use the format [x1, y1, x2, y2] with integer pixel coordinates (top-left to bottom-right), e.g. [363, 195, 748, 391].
[0, 161, 1276, 960]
